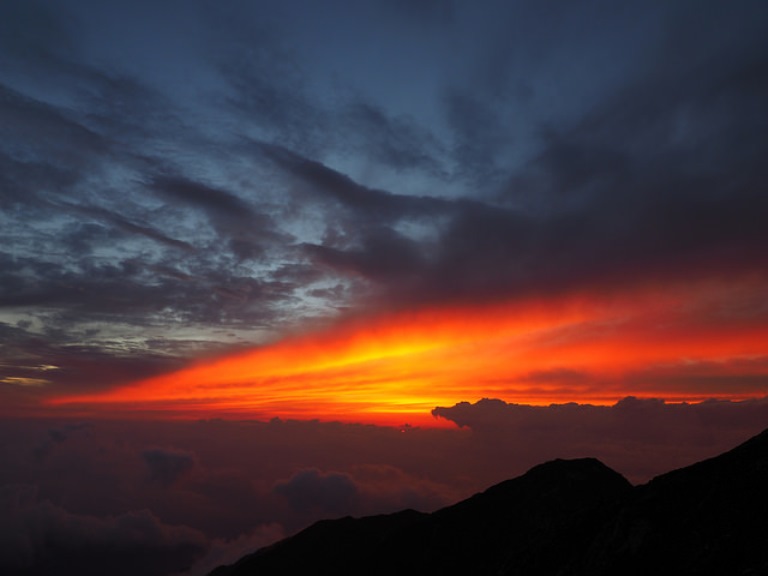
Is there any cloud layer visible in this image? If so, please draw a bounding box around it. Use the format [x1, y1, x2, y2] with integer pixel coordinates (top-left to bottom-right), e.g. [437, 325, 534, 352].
[433, 396, 768, 483]
[3, 400, 768, 574]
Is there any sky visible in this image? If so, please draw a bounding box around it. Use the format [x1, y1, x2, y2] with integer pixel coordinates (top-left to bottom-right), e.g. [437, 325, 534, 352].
[2, 0, 768, 574]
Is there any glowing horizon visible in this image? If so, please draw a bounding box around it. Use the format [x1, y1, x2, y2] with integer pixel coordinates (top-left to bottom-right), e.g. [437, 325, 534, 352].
[45, 276, 768, 426]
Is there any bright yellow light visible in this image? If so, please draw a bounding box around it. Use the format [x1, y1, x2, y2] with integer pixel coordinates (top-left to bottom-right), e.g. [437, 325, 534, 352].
[49, 278, 768, 426]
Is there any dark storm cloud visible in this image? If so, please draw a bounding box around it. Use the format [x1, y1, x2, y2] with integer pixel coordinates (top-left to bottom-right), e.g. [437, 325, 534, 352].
[297, 51, 768, 305]
[497, 74, 768, 287]
[261, 130, 767, 307]
[246, 0, 768, 307]
[305, 226, 425, 285]
[244, 0, 767, 307]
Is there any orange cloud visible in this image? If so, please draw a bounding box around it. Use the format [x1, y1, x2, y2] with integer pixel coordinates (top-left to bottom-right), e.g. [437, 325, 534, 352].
[49, 277, 768, 426]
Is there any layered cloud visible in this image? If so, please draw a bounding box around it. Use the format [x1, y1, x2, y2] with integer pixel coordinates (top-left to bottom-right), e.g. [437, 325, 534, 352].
[433, 396, 768, 483]
[47, 279, 768, 424]
[0, 417, 465, 575]
[0, 484, 207, 576]
[3, 404, 768, 574]
[2, 0, 767, 411]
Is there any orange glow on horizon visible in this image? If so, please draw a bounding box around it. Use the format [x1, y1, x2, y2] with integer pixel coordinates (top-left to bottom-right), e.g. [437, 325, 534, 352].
[49, 278, 768, 426]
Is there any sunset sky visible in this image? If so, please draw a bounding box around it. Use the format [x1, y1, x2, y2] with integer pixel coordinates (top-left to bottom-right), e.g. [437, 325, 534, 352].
[2, 1, 768, 574]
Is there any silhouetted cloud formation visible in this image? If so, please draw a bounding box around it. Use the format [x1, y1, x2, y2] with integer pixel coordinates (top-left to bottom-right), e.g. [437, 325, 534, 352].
[434, 396, 768, 482]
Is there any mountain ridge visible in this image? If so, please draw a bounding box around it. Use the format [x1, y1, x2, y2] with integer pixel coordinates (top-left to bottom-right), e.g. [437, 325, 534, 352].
[211, 428, 768, 576]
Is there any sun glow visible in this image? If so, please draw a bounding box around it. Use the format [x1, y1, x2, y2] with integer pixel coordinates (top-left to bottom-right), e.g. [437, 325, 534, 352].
[49, 278, 768, 426]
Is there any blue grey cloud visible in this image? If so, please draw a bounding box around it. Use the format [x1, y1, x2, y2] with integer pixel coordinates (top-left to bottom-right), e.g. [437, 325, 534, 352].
[0, 0, 766, 409]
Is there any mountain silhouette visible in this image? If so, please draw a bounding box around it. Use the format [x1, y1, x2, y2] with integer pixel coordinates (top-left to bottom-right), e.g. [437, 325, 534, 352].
[210, 428, 768, 576]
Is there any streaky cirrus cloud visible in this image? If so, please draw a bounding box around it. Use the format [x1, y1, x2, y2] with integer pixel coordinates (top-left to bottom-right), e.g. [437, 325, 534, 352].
[46, 275, 768, 424]
[1, 0, 767, 412]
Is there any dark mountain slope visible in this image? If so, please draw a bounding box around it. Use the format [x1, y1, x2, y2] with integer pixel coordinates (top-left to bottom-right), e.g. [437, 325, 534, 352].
[579, 428, 768, 575]
[211, 428, 768, 576]
[422, 458, 632, 575]
[211, 458, 631, 576]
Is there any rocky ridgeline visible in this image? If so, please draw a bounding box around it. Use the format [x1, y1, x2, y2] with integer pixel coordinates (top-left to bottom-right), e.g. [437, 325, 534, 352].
[211, 428, 768, 576]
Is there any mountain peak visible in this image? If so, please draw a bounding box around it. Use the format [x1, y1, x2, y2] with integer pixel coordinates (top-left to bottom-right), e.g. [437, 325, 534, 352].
[212, 428, 768, 576]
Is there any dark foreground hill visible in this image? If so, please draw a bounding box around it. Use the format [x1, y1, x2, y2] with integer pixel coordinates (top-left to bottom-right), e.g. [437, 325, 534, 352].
[211, 428, 768, 576]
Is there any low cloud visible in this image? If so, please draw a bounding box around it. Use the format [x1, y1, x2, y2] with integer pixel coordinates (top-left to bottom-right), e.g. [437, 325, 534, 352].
[274, 463, 453, 514]
[274, 469, 358, 516]
[2, 410, 767, 575]
[433, 396, 768, 483]
[143, 448, 197, 488]
[0, 484, 207, 576]
[33, 422, 91, 460]
[343, 464, 454, 514]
